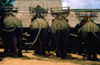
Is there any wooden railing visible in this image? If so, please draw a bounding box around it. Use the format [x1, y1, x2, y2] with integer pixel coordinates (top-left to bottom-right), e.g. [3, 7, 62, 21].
[76, 11, 98, 19]
[0, 6, 18, 13]
[50, 7, 70, 17]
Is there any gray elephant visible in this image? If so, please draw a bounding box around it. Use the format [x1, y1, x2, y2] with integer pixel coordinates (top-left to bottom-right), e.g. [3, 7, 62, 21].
[29, 13, 49, 55]
[50, 15, 70, 58]
[75, 18, 100, 60]
[0, 9, 23, 57]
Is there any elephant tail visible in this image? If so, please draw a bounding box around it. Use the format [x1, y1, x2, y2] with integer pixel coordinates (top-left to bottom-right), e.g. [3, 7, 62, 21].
[32, 18, 42, 45]
[2, 27, 16, 32]
[88, 22, 100, 39]
[92, 31, 100, 40]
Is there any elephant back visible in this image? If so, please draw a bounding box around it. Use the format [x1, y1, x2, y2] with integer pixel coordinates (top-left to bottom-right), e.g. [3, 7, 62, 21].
[3, 15, 22, 31]
[29, 18, 49, 30]
[79, 21, 100, 37]
[51, 18, 70, 34]
[81, 22, 100, 32]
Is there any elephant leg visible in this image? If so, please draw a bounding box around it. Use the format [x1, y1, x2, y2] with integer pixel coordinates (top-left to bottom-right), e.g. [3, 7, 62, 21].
[39, 39, 45, 55]
[10, 34, 17, 57]
[30, 29, 39, 54]
[3, 39, 10, 53]
[77, 35, 83, 55]
[39, 38, 45, 55]
[17, 36, 23, 57]
[16, 29, 23, 57]
[2, 32, 11, 56]
[56, 46, 61, 57]
[84, 42, 91, 60]
[39, 29, 47, 55]
[3, 40, 10, 56]
[61, 37, 67, 58]
[92, 54, 98, 60]
[34, 41, 40, 54]
[53, 35, 61, 57]
[60, 30, 70, 58]
[56, 40, 61, 57]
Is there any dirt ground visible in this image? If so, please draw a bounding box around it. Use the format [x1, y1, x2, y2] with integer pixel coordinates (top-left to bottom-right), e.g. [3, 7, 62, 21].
[0, 49, 100, 65]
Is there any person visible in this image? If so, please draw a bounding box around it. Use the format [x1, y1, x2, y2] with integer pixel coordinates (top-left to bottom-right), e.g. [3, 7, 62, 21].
[75, 10, 77, 14]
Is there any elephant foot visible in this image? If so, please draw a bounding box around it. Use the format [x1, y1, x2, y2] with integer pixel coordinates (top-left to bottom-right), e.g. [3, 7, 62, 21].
[34, 51, 39, 54]
[61, 55, 66, 59]
[78, 51, 82, 55]
[56, 54, 62, 57]
[39, 52, 46, 55]
[18, 54, 23, 57]
[12, 54, 18, 58]
[86, 55, 91, 60]
[92, 57, 98, 61]
[4, 49, 10, 53]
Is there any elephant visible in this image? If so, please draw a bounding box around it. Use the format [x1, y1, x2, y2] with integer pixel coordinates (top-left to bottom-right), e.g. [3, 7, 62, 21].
[50, 15, 70, 58]
[29, 13, 49, 55]
[0, 9, 23, 57]
[75, 18, 100, 60]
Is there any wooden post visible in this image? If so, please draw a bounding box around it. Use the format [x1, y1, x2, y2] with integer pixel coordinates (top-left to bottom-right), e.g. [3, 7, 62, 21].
[68, 6, 70, 14]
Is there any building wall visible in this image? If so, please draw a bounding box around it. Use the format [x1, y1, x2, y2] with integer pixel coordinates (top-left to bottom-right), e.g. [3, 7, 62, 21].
[14, 0, 62, 11]
[14, 0, 62, 27]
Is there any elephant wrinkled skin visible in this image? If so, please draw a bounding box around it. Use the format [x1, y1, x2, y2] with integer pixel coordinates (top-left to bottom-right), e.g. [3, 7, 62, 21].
[50, 15, 70, 58]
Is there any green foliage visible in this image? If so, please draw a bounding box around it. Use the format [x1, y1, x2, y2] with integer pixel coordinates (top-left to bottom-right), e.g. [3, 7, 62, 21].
[0, 0, 15, 6]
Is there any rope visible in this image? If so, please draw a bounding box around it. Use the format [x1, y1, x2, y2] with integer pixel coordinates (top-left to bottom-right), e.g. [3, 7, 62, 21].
[61, 20, 63, 30]
[88, 18, 96, 32]
[55, 18, 63, 30]
[88, 20, 90, 32]
[55, 20, 58, 30]
[92, 22, 96, 32]
[87, 18, 100, 39]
